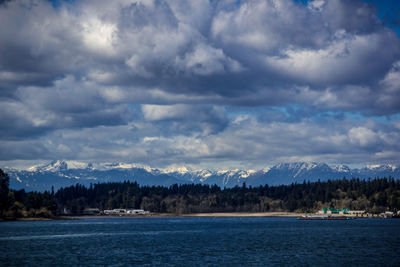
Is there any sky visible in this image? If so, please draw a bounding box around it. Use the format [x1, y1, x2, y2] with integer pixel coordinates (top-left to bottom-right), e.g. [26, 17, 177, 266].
[1, 0, 400, 170]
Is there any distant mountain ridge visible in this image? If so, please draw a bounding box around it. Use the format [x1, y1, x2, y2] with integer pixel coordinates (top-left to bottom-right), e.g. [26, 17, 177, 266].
[3, 160, 400, 192]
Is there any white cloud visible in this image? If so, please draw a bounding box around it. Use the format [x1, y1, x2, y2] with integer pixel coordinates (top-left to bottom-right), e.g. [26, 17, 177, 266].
[211, 0, 320, 54]
[142, 104, 190, 121]
[265, 31, 399, 85]
[0, 0, 400, 167]
[348, 127, 379, 147]
[308, 0, 325, 12]
[81, 17, 117, 55]
[4, 112, 399, 168]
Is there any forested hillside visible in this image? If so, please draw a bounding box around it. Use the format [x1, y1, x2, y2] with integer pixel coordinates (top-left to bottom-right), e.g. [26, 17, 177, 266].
[1, 168, 399, 218]
[55, 179, 400, 214]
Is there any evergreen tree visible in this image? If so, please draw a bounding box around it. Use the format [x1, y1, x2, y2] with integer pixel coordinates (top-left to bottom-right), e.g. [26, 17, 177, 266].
[0, 169, 10, 217]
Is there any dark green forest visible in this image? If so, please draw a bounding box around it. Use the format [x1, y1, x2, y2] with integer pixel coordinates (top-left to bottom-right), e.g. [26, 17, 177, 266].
[1, 169, 400, 218]
[0, 169, 57, 218]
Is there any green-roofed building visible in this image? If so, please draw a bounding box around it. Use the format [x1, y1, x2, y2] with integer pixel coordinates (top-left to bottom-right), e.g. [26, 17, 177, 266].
[318, 208, 350, 215]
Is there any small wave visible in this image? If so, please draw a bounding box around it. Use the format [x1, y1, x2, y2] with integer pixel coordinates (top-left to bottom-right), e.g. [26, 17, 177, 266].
[0, 233, 104, 241]
[141, 230, 202, 235]
[0, 230, 203, 241]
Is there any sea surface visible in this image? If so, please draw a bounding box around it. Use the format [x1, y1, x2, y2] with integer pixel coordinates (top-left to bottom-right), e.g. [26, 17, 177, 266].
[1, 217, 399, 266]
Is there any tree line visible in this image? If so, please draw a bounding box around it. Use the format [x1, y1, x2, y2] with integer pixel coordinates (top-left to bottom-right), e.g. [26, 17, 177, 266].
[0, 169, 57, 218]
[1, 168, 400, 218]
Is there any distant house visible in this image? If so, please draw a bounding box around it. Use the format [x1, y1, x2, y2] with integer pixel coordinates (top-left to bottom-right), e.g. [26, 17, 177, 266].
[103, 209, 126, 214]
[347, 210, 365, 216]
[126, 209, 148, 215]
[317, 208, 350, 215]
[103, 209, 149, 215]
[317, 208, 367, 216]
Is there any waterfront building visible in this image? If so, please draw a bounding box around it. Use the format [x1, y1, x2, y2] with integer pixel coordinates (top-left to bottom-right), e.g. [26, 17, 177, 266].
[317, 208, 350, 215]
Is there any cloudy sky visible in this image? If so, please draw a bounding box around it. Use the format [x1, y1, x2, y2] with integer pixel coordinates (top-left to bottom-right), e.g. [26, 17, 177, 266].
[1, 0, 400, 170]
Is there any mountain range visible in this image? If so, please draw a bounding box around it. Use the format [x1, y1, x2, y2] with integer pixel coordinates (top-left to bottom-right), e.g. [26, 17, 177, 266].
[3, 160, 399, 192]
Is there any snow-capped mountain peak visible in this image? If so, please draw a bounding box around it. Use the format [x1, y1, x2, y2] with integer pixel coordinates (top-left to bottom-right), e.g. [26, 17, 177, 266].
[5, 160, 399, 192]
[333, 165, 351, 173]
[365, 164, 397, 171]
[26, 160, 158, 173]
[28, 160, 69, 172]
[272, 162, 330, 175]
[106, 162, 155, 172]
[239, 169, 256, 178]
[161, 166, 192, 175]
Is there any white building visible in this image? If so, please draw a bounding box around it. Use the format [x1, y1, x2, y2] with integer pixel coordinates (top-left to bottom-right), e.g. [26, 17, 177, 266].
[126, 209, 149, 215]
[103, 209, 150, 215]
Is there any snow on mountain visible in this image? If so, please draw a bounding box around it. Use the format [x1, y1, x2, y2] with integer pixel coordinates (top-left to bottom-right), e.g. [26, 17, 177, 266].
[3, 160, 399, 191]
[27, 160, 89, 172]
[26, 160, 158, 173]
[14, 175, 22, 183]
[354, 164, 399, 178]
[63, 161, 89, 170]
[239, 169, 257, 178]
[364, 164, 397, 172]
[262, 167, 271, 173]
[27, 160, 66, 172]
[103, 162, 157, 173]
[162, 166, 192, 175]
[333, 165, 351, 173]
[266, 162, 333, 180]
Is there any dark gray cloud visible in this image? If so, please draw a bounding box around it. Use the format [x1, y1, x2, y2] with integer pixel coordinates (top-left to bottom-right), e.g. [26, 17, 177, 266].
[142, 104, 229, 135]
[2, 112, 399, 168]
[0, 0, 399, 169]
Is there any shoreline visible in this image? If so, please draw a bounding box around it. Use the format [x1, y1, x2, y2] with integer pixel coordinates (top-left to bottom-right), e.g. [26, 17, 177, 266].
[0, 216, 74, 222]
[181, 212, 305, 217]
[0, 212, 305, 221]
[71, 212, 306, 219]
[3, 212, 394, 221]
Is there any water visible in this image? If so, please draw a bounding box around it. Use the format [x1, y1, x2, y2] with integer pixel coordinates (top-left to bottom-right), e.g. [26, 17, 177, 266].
[1, 217, 399, 266]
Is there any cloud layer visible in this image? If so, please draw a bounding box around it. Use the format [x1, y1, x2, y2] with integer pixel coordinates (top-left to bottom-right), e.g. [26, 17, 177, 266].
[1, 0, 400, 169]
